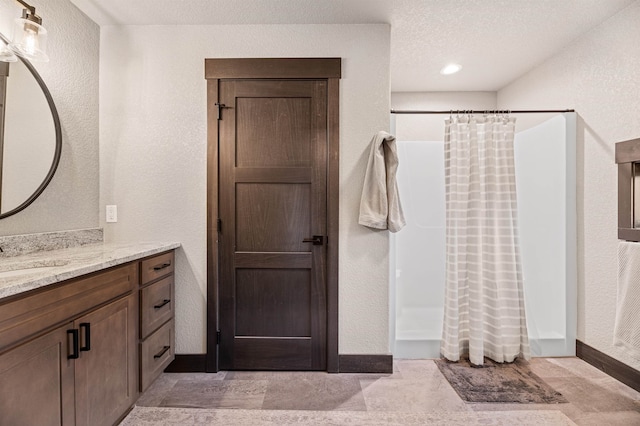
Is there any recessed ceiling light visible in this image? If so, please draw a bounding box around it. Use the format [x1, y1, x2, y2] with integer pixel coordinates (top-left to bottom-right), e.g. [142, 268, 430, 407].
[440, 63, 462, 75]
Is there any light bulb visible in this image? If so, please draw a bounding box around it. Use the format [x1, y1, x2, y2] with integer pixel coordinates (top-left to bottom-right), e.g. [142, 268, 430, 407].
[440, 63, 462, 75]
[23, 29, 37, 55]
[9, 15, 48, 62]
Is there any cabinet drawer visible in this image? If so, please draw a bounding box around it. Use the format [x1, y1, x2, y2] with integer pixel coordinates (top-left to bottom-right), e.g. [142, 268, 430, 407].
[140, 251, 174, 285]
[0, 263, 136, 352]
[140, 275, 174, 339]
[140, 320, 174, 392]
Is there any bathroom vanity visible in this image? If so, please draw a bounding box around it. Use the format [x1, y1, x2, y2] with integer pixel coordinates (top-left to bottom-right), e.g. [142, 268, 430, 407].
[0, 241, 179, 426]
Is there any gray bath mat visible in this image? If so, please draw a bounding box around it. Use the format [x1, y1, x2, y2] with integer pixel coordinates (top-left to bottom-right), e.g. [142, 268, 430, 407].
[435, 357, 568, 403]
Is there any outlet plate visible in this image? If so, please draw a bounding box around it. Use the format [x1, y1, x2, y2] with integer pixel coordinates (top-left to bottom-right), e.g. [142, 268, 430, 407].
[106, 205, 118, 223]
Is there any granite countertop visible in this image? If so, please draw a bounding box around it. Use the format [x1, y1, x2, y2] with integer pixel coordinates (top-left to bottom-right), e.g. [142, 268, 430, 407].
[0, 242, 181, 300]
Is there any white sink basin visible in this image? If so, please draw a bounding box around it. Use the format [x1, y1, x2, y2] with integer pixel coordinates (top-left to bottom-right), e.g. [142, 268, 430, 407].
[0, 266, 58, 279]
[0, 260, 70, 279]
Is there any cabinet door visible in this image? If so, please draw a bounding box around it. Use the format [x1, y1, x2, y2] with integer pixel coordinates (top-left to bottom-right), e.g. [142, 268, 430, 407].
[0, 324, 75, 426]
[75, 295, 137, 426]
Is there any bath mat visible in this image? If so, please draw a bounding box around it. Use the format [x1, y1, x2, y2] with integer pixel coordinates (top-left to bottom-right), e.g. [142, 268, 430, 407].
[435, 357, 568, 403]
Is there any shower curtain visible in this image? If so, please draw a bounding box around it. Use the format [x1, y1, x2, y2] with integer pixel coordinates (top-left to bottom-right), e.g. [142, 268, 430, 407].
[441, 115, 530, 365]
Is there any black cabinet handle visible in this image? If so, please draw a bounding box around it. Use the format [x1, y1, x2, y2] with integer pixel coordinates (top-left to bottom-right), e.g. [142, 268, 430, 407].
[68, 329, 79, 359]
[154, 299, 171, 309]
[153, 345, 171, 359]
[153, 262, 171, 271]
[79, 323, 91, 352]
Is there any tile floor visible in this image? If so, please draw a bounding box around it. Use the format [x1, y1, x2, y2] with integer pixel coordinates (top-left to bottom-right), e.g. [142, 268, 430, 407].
[133, 357, 640, 425]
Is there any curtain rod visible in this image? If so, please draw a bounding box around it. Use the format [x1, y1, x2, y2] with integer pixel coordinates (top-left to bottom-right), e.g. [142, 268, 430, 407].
[390, 109, 575, 114]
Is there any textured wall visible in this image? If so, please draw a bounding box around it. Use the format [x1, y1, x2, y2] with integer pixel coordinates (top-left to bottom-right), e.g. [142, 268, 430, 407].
[498, 0, 640, 370]
[0, 0, 99, 235]
[100, 24, 391, 354]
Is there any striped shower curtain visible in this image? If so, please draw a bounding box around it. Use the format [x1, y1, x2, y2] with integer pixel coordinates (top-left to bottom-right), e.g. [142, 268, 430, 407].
[441, 115, 530, 366]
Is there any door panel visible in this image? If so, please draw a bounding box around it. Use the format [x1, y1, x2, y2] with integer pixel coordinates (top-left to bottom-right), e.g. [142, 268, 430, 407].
[236, 98, 312, 167]
[236, 183, 310, 252]
[219, 79, 327, 370]
[235, 269, 311, 337]
[234, 338, 312, 370]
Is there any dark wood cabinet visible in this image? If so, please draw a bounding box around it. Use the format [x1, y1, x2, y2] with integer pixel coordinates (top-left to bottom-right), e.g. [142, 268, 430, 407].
[139, 251, 175, 391]
[74, 295, 137, 426]
[0, 324, 75, 426]
[0, 249, 175, 425]
[0, 263, 137, 426]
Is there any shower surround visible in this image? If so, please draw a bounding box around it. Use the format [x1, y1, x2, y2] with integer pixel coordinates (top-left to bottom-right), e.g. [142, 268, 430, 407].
[390, 113, 577, 359]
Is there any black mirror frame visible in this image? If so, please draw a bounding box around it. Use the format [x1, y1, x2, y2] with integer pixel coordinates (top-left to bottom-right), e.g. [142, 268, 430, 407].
[0, 31, 62, 220]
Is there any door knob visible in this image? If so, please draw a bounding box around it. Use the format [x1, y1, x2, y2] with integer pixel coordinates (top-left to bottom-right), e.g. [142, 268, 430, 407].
[302, 235, 324, 246]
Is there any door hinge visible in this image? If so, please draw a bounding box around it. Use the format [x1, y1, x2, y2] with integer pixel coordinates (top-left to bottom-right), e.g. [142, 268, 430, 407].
[216, 330, 221, 344]
[217, 218, 222, 233]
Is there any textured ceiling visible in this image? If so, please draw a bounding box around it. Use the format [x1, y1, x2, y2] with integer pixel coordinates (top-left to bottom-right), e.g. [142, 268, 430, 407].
[70, 0, 636, 91]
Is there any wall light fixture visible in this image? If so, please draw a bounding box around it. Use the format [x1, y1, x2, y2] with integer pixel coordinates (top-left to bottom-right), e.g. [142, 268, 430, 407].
[0, 40, 17, 63]
[7, 0, 49, 62]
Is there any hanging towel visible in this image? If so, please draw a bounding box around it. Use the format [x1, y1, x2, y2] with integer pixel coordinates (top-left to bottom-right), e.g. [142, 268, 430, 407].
[614, 241, 640, 360]
[358, 131, 406, 233]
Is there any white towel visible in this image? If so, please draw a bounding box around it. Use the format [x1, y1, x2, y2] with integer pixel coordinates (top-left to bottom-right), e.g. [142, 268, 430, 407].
[614, 241, 640, 360]
[358, 131, 406, 233]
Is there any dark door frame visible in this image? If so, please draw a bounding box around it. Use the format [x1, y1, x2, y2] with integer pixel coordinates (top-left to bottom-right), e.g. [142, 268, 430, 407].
[205, 58, 341, 373]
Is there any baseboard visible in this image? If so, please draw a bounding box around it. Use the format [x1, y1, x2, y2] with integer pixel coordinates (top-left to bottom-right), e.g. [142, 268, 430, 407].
[165, 353, 394, 374]
[338, 354, 393, 373]
[165, 354, 207, 372]
[576, 340, 640, 392]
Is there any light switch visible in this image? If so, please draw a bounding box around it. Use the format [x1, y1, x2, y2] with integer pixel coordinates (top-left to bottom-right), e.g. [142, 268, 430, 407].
[106, 205, 118, 223]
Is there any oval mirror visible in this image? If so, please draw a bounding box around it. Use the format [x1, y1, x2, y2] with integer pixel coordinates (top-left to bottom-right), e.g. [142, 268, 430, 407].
[0, 32, 61, 220]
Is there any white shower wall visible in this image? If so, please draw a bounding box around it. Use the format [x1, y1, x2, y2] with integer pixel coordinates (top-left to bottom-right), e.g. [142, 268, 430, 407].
[391, 113, 576, 359]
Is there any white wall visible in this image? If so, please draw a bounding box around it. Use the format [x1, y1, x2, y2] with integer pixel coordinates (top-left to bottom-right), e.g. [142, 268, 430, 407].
[498, 0, 640, 370]
[100, 24, 391, 354]
[391, 91, 496, 141]
[0, 0, 99, 235]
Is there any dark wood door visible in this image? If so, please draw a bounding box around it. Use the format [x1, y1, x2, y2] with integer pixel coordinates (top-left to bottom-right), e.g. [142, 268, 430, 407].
[218, 79, 328, 370]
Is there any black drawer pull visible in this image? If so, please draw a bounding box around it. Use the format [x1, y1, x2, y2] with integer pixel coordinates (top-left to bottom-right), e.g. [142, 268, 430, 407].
[153, 345, 171, 359]
[79, 323, 91, 352]
[153, 262, 171, 271]
[154, 299, 171, 309]
[68, 329, 79, 359]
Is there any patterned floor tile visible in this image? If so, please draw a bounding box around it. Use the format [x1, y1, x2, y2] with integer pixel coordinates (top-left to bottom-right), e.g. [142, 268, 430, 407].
[262, 374, 366, 411]
[160, 379, 268, 409]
